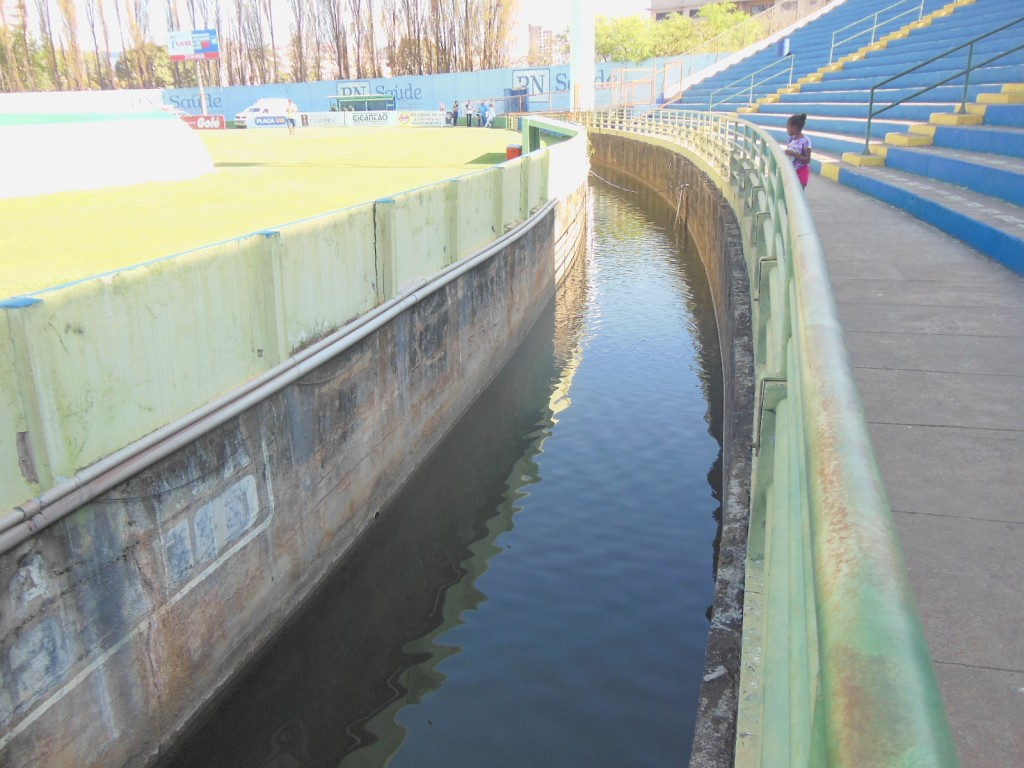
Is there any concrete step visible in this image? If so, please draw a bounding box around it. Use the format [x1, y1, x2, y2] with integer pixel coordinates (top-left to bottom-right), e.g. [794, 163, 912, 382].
[815, 160, 1024, 276]
[881, 144, 1024, 207]
[873, 25, 1024, 51]
[760, 124, 873, 157]
[775, 83, 1003, 104]
[914, 123, 1024, 158]
[758, 100, 961, 121]
[748, 112, 912, 141]
[801, 69, 1024, 92]
[978, 103, 1024, 127]
[836, 53, 1024, 83]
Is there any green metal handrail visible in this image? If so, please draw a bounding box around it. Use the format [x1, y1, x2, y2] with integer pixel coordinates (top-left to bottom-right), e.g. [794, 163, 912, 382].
[708, 55, 796, 112]
[862, 15, 1024, 152]
[828, 0, 924, 65]
[574, 107, 958, 767]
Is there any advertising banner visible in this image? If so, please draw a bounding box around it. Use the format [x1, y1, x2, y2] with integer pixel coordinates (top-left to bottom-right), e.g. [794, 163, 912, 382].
[181, 114, 226, 130]
[303, 112, 348, 127]
[349, 111, 398, 128]
[295, 111, 448, 129]
[251, 115, 288, 128]
[397, 111, 446, 127]
[168, 29, 220, 61]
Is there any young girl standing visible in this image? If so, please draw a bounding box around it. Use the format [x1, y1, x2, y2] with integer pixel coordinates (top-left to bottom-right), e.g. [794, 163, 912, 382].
[785, 113, 812, 188]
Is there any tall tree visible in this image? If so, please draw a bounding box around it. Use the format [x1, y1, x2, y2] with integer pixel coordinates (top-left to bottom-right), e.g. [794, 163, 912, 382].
[56, 0, 86, 89]
[287, 0, 307, 82]
[427, 0, 454, 71]
[347, 0, 371, 78]
[17, 0, 36, 89]
[380, 0, 398, 73]
[113, 0, 130, 85]
[129, 0, 152, 87]
[35, 0, 62, 89]
[478, 0, 513, 70]
[166, 0, 183, 86]
[320, 0, 349, 79]
[259, 0, 280, 81]
[363, 0, 381, 77]
[0, 14, 24, 91]
[84, 0, 114, 88]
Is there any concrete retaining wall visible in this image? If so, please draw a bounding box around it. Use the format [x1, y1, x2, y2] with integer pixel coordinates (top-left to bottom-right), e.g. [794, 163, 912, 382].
[588, 132, 754, 768]
[0, 128, 587, 767]
[0, 149, 554, 513]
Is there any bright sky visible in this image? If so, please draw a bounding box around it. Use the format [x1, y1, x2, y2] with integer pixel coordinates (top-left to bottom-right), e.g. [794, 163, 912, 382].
[514, 0, 652, 52]
[60, 0, 653, 61]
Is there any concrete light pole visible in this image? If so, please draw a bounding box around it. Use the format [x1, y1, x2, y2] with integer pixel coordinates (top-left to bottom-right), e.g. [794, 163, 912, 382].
[569, 0, 595, 111]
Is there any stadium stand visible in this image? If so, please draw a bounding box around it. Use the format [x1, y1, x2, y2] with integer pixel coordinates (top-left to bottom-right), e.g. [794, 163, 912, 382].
[666, 0, 1024, 274]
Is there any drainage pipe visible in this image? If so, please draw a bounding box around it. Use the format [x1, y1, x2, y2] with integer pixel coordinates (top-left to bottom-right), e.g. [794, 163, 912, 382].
[0, 200, 557, 557]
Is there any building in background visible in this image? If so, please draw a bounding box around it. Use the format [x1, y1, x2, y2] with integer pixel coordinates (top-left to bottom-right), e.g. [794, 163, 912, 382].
[528, 25, 555, 61]
[650, 0, 833, 20]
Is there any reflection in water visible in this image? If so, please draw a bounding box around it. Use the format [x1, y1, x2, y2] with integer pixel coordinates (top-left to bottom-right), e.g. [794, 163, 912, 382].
[336, 245, 593, 768]
[158, 177, 723, 768]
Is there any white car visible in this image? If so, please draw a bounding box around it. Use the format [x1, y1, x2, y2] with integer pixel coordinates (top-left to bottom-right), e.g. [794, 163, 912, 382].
[234, 98, 292, 128]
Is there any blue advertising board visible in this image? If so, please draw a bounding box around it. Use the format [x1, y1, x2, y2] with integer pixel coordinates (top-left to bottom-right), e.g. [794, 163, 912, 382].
[251, 115, 287, 128]
[162, 53, 722, 123]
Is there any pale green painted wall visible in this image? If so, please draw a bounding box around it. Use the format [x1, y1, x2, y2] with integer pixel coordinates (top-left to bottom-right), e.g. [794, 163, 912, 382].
[0, 128, 587, 512]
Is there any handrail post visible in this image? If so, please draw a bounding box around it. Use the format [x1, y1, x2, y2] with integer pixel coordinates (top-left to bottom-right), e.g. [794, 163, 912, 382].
[959, 41, 975, 113]
[863, 87, 877, 154]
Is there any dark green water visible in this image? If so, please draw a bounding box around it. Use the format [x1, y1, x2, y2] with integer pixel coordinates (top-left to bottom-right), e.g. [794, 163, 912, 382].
[158, 175, 723, 768]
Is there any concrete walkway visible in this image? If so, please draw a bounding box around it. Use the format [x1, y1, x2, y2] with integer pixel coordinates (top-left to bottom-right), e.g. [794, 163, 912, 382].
[807, 177, 1024, 768]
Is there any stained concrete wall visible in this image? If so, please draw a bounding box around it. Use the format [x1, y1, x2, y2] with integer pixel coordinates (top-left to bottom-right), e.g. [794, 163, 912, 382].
[0, 128, 587, 766]
[588, 131, 754, 768]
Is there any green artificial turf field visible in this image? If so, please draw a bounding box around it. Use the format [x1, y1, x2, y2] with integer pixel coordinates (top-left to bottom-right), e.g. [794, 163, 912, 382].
[0, 126, 523, 298]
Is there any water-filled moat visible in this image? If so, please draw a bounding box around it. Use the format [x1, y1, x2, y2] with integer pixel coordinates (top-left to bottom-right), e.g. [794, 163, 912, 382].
[159, 174, 723, 768]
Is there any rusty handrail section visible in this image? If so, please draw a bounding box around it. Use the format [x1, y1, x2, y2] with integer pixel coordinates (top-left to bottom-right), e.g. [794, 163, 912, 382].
[575, 108, 958, 767]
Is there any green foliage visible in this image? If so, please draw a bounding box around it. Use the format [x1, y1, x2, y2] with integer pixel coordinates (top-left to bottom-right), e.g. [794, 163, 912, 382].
[698, 1, 766, 51]
[388, 37, 441, 76]
[0, 32, 57, 92]
[115, 43, 174, 89]
[595, 15, 655, 63]
[651, 13, 699, 57]
[595, 2, 767, 63]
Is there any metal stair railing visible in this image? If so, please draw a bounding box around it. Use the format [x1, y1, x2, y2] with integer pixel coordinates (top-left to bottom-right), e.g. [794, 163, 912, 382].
[861, 15, 1024, 152]
[829, 0, 925, 65]
[708, 54, 796, 112]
